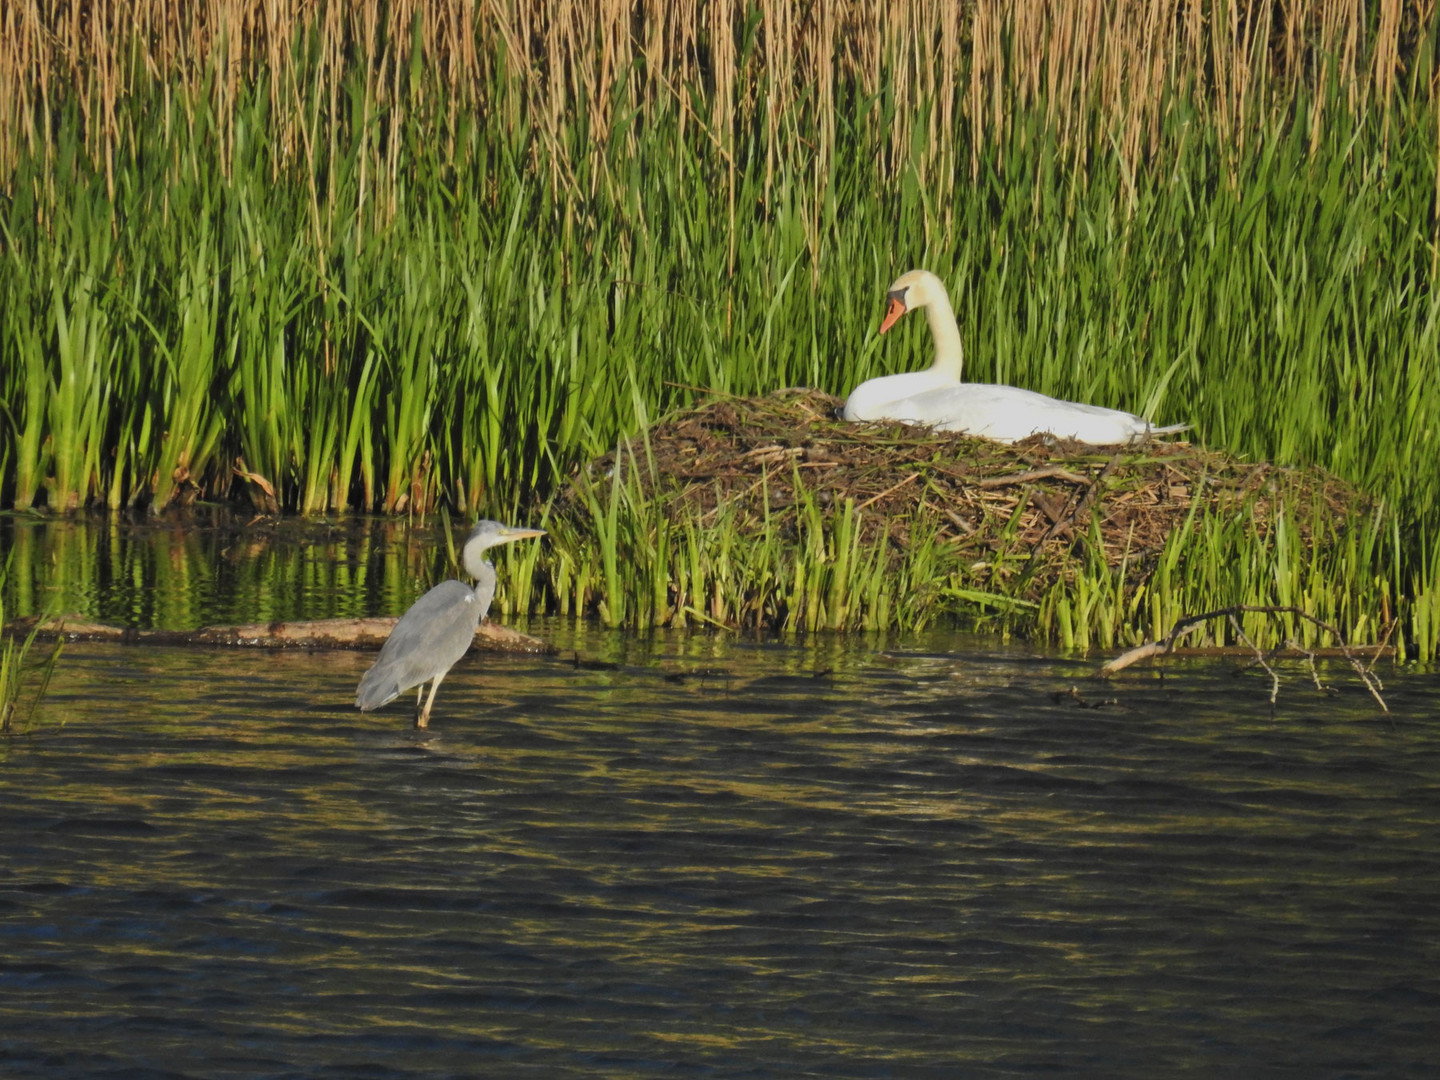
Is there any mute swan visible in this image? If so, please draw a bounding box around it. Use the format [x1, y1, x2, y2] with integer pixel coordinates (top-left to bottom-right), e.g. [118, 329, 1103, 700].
[843, 269, 1186, 444]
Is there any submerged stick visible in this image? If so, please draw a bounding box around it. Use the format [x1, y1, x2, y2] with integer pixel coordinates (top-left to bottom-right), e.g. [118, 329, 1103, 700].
[3, 614, 552, 654]
[1101, 643, 1395, 667]
[1096, 605, 1391, 712]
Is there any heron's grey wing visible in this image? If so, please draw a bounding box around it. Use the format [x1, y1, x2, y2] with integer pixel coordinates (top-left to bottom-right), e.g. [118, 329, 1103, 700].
[355, 580, 484, 711]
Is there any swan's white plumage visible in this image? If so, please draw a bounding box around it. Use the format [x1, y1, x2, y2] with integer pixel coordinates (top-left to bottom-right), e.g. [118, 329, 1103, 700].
[843, 269, 1185, 445]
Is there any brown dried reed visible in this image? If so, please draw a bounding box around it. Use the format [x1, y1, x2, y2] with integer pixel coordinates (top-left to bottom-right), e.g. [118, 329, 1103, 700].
[1, 0, 1430, 202]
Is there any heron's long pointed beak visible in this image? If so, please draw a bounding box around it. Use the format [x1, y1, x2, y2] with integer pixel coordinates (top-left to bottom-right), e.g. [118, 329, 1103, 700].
[879, 295, 907, 334]
[497, 526, 546, 542]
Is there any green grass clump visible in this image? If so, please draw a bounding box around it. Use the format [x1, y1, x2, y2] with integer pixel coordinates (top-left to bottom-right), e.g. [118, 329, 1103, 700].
[537, 457, 953, 635]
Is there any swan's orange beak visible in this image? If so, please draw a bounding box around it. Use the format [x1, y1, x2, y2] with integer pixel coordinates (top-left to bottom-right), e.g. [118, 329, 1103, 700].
[879, 296, 907, 334]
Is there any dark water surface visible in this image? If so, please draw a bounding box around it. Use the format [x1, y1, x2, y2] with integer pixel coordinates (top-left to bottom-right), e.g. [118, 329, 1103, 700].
[3, 516, 1439, 1076]
[4, 630, 1439, 1078]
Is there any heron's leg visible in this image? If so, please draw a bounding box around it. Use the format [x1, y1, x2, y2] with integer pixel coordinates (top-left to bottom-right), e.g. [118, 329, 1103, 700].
[416, 674, 445, 729]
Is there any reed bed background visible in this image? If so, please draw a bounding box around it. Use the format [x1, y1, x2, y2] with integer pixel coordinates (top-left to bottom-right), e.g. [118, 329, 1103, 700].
[2, 0, 1439, 651]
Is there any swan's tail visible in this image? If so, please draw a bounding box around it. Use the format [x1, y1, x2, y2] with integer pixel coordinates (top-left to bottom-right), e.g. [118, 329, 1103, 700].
[1144, 422, 1190, 438]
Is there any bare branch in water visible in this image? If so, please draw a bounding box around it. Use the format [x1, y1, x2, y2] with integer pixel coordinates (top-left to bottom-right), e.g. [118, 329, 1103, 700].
[1096, 605, 1391, 713]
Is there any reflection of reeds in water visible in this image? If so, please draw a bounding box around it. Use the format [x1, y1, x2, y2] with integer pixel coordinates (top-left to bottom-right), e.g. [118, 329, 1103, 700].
[0, 2, 1437, 650]
[0, 560, 62, 736]
[0, 515, 487, 631]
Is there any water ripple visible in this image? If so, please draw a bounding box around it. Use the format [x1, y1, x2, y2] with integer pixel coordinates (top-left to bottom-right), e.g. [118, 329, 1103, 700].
[1, 632, 1437, 1077]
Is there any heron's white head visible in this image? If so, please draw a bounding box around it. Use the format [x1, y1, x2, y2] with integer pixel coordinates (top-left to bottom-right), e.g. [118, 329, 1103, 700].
[460, 520, 546, 580]
[879, 269, 950, 334]
[464, 519, 546, 552]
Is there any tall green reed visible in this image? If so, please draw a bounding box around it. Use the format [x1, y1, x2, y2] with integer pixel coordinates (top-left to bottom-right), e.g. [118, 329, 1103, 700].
[9, 44, 1432, 528]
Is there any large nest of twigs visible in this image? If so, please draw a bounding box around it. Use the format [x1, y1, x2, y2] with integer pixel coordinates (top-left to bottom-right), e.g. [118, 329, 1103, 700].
[560, 388, 1360, 583]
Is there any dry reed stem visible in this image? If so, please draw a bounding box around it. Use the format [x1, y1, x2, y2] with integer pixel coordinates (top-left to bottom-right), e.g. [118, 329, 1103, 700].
[1, 1, 1431, 200]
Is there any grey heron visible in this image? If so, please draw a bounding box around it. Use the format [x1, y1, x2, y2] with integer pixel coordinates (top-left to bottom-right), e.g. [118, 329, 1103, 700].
[355, 519, 545, 728]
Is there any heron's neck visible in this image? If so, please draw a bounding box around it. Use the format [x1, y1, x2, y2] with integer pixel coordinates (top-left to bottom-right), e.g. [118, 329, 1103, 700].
[469, 559, 498, 620]
[921, 292, 964, 381]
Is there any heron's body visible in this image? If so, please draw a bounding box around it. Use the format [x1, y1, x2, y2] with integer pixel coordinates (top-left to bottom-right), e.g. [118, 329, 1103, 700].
[355, 520, 544, 728]
[844, 270, 1186, 444]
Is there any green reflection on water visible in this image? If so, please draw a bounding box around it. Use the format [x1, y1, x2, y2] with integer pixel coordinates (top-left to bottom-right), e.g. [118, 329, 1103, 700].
[0, 512, 469, 629]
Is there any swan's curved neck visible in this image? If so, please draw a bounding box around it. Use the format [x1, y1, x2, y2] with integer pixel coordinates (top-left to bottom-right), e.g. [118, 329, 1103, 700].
[921, 291, 964, 380]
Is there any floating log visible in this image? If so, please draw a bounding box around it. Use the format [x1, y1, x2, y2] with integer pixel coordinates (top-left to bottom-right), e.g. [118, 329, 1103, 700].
[3, 614, 552, 654]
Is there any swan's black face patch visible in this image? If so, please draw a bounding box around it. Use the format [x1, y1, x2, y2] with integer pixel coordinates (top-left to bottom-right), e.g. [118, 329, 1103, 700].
[879, 295, 908, 333]
[886, 287, 908, 307]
